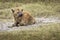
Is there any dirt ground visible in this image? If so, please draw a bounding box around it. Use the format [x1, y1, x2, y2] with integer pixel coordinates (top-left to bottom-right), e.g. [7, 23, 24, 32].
[0, 17, 60, 31]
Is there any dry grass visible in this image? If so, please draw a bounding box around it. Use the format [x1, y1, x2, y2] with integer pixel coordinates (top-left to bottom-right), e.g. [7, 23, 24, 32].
[0, 23, 60, 40]
[0, 2, 60, 19]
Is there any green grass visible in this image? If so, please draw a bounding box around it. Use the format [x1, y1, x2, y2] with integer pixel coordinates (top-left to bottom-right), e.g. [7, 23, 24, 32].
[0, 0, 60, 3]
[0, 2, 60, 19]
[0, 23, 60, 40]
[0, 2, 60, 40]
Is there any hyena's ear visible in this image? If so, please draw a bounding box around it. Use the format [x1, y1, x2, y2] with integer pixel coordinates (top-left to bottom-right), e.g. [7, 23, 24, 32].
[21, 9, 23, 12]
[11, 9, 15, 13]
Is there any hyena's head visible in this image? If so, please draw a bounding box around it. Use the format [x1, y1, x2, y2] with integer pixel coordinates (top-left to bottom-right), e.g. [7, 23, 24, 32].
[11, 8, 23, 14]
[11, 8, 23, 17]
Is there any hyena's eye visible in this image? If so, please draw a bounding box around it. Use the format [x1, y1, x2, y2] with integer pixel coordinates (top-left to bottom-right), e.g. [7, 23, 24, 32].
[17, 12, 19, 14]
[17, 12, 22, 14]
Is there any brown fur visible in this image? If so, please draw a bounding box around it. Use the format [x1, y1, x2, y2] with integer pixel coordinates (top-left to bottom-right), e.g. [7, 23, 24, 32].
[11, 8, 36, 26]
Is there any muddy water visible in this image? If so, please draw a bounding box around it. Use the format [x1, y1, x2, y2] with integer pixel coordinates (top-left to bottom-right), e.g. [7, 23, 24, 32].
[0, 17, 60, 31]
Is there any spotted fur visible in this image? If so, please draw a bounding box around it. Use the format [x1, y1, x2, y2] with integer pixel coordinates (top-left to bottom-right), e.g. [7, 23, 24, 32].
[11, 8, 36, 26]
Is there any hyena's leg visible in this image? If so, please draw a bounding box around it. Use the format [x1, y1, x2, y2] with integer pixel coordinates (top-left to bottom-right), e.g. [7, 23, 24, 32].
[15, 22, 19, 27]
[12, 22, 19, 27]
[19, 19, 28, 26]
